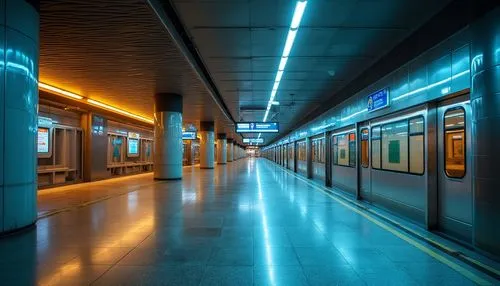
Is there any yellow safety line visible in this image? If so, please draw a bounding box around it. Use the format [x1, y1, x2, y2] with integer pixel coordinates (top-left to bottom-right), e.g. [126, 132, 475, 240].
[279, 166, 493, 285]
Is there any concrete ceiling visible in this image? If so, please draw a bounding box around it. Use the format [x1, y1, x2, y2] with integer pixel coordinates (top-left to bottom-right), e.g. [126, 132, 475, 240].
[39, 0, 453, 145]
[170, 0, 453, 143]
[39, 0, 240, 141]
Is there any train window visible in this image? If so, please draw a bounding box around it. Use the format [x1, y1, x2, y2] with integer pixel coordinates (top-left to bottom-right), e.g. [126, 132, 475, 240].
[361, 129, 369, 168]
[444, 108, 466, 178]
[333, 133, 353, 167]
[312, 137, 325, 163]
[381, 120, 409, 172]
[409, 117, 425, 174]
[349, 133, 356, 167]
[337, 134, 350, 166]
[371, 126, 381, 169]
[298, 141, 307, 161]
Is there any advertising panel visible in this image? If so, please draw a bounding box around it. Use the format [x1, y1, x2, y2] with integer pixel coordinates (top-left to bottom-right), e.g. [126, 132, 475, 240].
[37, 127, 50, 153]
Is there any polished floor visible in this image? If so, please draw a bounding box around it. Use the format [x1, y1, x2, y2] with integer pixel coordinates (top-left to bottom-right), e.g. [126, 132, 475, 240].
[0, 158, 497, 285]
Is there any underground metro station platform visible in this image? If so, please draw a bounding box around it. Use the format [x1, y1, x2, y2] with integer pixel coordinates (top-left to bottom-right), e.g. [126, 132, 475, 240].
[2, 0, 500, 285]
[0, 158, 498, 285]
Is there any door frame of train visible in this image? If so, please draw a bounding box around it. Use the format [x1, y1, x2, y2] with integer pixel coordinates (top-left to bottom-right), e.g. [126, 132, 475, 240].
[325, 131, 332, 187]
[426, 101, 439, 230]
[436, 93, 473, 242]
[358, 121, 371, 202]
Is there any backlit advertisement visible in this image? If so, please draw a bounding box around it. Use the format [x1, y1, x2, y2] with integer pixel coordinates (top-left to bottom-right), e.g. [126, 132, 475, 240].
[37, 127, 50, 153]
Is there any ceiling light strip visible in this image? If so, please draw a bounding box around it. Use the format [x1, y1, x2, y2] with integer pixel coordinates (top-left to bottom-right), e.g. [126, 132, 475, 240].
[263, 0, 307, 123]
[38, 82, 154, 124]
[39, 82, 83, 100]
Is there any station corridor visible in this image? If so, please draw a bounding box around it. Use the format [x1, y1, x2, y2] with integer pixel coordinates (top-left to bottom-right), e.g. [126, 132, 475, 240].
[0, 158, 495, 285]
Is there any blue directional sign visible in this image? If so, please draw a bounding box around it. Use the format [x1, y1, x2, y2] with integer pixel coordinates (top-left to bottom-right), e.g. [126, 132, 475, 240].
[236, 122, 279, 133]
[367, 88, 390, 112]
[182, 131, 197, 140]
[243, 138, 264, 144]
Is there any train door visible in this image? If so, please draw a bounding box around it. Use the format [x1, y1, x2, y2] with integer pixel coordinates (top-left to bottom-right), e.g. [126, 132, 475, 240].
[359, 125, 371, 201]
[437, 97, 472, 241]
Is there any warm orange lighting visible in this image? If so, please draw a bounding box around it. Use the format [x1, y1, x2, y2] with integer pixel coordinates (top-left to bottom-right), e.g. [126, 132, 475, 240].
[87, 99, 154, 124]
[38, 82, 83, 100]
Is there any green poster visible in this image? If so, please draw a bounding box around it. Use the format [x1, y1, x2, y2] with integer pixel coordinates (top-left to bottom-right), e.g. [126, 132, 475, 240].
[389, 140, 400, 163]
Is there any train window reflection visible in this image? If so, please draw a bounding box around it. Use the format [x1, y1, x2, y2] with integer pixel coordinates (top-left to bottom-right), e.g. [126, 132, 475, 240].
[444, 108, 466, 178]
[382, 120, 409, 172]
[409, 116, 425, 174]
[349, 132, 356, 167]
[312, 137, 325, 163]
[361, 129, 369, 168]
[298, 141, 307, 161]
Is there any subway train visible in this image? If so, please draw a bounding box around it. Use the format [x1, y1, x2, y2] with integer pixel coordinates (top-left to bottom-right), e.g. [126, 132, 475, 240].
[262, 26, 481, 249]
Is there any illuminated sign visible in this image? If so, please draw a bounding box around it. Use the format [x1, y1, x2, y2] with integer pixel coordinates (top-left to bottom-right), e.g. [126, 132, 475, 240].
[128, 138, 139, 156]
[367, 88, 390, 112]
[128, 132, 140, 139]
[243, 138, 264, 144]
[236, 122, 279, 133]
[182, 131, 197, 140]
[38, 116, 53, 127]
[37, 127, 50, 153]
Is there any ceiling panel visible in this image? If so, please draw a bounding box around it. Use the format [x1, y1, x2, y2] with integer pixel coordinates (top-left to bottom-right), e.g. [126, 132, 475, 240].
[39, 0, 242, 142]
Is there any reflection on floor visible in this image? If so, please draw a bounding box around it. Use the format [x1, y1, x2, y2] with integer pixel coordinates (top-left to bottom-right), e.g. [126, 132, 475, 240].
[0, 158, 496, 285]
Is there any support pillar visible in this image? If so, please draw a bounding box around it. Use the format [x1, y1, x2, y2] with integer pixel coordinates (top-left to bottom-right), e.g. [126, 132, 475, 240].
[227, 138, 234, 162]
[216, 133, 227, 164]
[199, 121, 214, 169]
[154, 93, 183, 180]
[470, 7, 500, 256]
[0, 0, 39, 233]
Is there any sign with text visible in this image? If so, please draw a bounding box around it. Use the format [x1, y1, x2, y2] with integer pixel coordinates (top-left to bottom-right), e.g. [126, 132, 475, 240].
[367, 88, 390, 112]
[128, 132, 140, 139]
[243, 138, 264, 144]
[236, 122, 279, 133]
[182, 131, 197, 140]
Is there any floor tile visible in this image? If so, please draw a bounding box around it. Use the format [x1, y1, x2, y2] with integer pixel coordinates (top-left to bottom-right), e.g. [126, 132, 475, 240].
[253, 265, 309, 286]
[208, 247, 253, 266]
[200, 266, 253, 286]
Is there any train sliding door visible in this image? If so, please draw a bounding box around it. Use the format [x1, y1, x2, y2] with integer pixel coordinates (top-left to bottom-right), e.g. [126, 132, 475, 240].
[288, 142, 295, 171]
[437, 97, 472, 241]
[296, 140, 307, 176]
[311, 135, 326, 182]
[359, 126, 371, 201]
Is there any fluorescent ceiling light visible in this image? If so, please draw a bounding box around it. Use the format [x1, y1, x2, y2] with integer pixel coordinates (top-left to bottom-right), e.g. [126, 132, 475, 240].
[290, 1, 307, 29]
[271, 101, 280, 106]
[282, 29, 297, 58]
[278, 57, 288, 71]
[262, 0, 307, 123]
[275, 70, 284, 83]
[272, 81, 280, 91]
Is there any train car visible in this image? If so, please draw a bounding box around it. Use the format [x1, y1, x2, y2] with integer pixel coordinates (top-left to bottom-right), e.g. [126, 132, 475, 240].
[262, 28, 477, 245]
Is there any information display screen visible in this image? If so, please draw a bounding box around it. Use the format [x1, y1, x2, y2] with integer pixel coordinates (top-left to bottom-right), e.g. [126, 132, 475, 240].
[128, 138, 139, 156]
[243, 138, 264, 144]
[37, 127, 50, 153]
[236, 122, 279, 133]
[182, 131, 197, 140]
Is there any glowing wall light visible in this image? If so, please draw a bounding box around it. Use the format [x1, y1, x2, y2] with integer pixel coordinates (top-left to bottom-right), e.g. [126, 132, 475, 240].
[38, 82, 83, 100]
[38, 82, 154, 124]
[87, 99, 154, 124]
